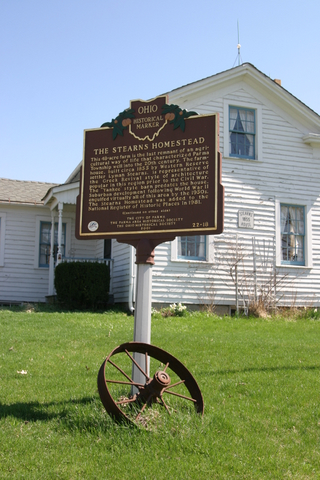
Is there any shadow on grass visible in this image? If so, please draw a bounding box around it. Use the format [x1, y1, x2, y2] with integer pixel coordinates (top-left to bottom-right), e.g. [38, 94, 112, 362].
[0, 396, 93, 420]
[0, 396, 114, 431]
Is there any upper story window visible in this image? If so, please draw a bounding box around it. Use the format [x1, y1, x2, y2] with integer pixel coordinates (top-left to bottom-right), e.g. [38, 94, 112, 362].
[280, 205, 305, 265]
[178, 236, 206, 261]
[229, 106, 255, 159]
[39, 221, 66, 267]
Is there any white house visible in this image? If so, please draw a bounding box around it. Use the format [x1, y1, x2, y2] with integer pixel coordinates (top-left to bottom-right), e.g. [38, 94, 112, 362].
[1, 63, 320, 311]
[0, 178, 58, 303]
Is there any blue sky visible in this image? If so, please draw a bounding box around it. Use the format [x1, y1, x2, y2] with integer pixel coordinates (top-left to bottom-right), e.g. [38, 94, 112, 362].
[1, 0, 319, 184]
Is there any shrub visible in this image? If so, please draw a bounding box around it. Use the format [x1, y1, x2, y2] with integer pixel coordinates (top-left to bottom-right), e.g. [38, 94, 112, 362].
[54, 261, 110, 309]
[159, 303, 187, 317]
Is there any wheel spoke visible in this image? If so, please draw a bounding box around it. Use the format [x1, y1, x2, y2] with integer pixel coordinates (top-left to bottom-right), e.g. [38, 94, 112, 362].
[159, 394, 171, 414]
[163, 362, 170, 372]
[164, 379, 185, 390]
[108, 359, 133, 383]
[116, 397, 137, 405]
[145, 352, 149, 377]
[164, 390, 197, 403]
[125, 349, 149, 380]
[105, 379, 144, 387]
[135, 394, 153, 420]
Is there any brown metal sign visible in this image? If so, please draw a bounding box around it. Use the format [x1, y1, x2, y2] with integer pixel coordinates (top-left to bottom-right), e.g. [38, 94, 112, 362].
[76, 96, 224, 241]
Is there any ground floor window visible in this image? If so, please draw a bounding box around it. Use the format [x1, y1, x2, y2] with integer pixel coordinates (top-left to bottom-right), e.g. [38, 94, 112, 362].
[104, 239, 112, 259]
[39, 221, 66, 267]
[178, 236, 206, 261]
[280, 204, 305, 265]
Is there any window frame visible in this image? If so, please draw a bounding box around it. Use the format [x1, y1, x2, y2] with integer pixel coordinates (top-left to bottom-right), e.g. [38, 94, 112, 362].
[229, 106, 255, 159]
[39, 221, 66, 268]
[177, 235, 207, 261]
[171, 235, 213, 263]
[223, 99, 262, 162]
[275, 199, 312, 268]
[280, 204, 305, 266]
[34, 215, 71, 269]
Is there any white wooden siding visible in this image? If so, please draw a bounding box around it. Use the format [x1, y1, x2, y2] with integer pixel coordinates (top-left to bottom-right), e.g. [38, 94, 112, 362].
[68, 217, 101, 259]
[0, 207, 107, 303]
[149, 86, 320, 308]
[0, 205, 51, 302]
[112, 241, 133, 303]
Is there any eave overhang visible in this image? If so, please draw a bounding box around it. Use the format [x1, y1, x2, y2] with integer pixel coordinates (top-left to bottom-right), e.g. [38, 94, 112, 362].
[303, 133, 320, 148]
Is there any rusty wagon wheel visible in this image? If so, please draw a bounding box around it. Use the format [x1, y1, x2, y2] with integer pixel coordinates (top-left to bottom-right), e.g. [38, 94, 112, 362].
[98, 342, 204, 426]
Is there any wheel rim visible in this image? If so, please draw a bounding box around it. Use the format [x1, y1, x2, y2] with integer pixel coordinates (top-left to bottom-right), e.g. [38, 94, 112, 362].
[98, 341, 204, 426]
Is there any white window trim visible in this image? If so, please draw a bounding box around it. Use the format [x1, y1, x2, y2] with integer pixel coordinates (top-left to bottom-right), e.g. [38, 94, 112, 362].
[223, 99, 262, 162]
[0, 212, 6, 267]
[34, 215, 72, 269]
[171, 236, 214, 263]
[275, 199, 313, 268]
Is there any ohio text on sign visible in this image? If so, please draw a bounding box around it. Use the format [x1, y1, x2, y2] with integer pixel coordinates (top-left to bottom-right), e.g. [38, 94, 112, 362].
[76, 96, 224, 240]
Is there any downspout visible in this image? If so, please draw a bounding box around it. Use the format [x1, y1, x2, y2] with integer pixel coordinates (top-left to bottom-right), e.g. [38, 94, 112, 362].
[128, 245, 135, 314]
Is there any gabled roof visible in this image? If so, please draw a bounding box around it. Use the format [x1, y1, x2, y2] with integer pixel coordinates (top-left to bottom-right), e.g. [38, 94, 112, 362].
[64, 64, 320, 186]
[64, 161, 82, 184]
[168, 63, 320, 132]
[40, 161, 82, 208]
[0, 178, 58, 205]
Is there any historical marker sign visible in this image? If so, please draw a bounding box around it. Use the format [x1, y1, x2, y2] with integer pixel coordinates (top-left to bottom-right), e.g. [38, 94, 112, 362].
[76, 96, 224, 241]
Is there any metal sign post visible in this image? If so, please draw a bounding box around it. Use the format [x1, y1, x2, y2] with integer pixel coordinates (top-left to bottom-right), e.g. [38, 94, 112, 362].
[117, 237, 174, 390]
[132, 262, 152, 386]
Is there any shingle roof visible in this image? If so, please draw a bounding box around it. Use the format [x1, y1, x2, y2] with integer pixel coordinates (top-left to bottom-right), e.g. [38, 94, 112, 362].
[0, 178, 58, 205]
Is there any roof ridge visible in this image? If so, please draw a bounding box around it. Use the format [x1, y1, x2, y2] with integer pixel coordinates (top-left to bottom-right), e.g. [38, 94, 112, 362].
[0, 177, 58, 186]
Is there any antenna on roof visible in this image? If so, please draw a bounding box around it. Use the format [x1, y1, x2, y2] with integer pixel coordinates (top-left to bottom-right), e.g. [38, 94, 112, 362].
[233, 21, 242, 67]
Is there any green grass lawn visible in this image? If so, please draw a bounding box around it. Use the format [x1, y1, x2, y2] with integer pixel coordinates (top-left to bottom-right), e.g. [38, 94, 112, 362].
[0, 306, 319, 479]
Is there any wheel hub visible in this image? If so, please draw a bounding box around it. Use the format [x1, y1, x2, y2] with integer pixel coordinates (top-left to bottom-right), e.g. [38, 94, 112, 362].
[139, 370, 171, 402]
[154, 370, 171, 387]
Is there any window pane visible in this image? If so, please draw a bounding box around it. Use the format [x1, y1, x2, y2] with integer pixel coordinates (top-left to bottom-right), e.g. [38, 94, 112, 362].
[229, 108, 238, 128]
[39, 245, 50, 266]
[230, 133, 254, 157]
[281, 234, 288, 261]
[188, 237, 196, 257]
[296, 207, 305, 234]
[197, 235, 206, 258]
[243, 110, 255, 133]
[178, 236, 206, 260]
[280, 205, 305, 265]
[40, 223, 51, 244]
[281, 206, 288, 232]
[178, 237, 186, 257]
[229, 107, 255, 159]
[39, 222, 66, 267]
